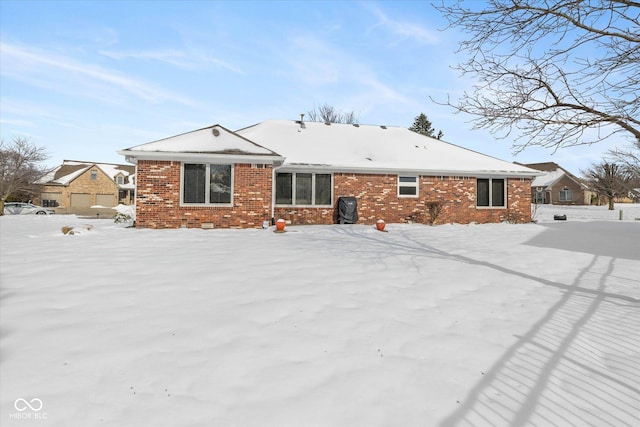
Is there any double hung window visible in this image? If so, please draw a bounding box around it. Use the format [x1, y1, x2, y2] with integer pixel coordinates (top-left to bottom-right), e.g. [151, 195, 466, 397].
[276, 172, 332, 206]
[398, 176, 419, 197]
[182, 163, 232, 205]
[477, 178, 506, 207]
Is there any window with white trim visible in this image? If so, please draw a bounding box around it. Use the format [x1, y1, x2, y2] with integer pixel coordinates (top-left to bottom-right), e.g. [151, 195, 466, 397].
[398, 176, 418, 197]
[182, 163, 233, 205]
[559, 187, 573, 202]
[275, 172, 332, 206]
[477, 178, 506, 207]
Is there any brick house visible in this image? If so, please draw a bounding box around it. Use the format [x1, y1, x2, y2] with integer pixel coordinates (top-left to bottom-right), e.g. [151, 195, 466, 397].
[118, 120, 539, 229]
[522, 162, 593, 205]
[37, 160, 135, 215]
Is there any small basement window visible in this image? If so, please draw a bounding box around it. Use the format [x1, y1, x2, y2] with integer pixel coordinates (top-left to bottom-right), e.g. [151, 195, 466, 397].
[398, 176, 418, 197]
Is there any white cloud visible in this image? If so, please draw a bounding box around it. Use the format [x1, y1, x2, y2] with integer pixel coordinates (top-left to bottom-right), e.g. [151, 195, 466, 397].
[99, 49, 193, 68]
[363, 3, 439, 45]
[0, 98, 60, 119]
[0, 42, 197, 106]
[0, 117, 35, 127]
[99, 48, 244, 74]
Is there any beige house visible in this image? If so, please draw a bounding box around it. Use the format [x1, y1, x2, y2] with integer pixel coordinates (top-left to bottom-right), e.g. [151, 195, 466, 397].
[522, 162, 593, 205]
[37, 160, 135, 216]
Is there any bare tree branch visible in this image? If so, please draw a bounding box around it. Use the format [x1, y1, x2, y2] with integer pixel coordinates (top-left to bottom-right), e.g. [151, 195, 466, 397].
[434, 0, 640, 156]
[0, 137, 51, 214]
[307, 104, 358, 124]
[581, 161, 634, 209]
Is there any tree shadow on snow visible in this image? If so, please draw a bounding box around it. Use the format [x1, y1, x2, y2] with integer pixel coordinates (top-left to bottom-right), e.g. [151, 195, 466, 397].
[325, 225, 640, 426]
[438, 254, 640, 426]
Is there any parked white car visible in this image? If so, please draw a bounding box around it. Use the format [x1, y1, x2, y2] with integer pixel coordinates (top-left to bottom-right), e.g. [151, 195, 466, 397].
[4, 202, 55, 215]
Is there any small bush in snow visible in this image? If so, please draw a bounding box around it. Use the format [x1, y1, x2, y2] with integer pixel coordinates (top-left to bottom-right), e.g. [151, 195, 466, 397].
[114, 212, 133, 224]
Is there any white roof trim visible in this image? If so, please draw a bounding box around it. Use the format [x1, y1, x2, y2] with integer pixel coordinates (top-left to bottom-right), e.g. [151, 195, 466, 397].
[118, 150, 284, 165]
[276, 163, 538, 178]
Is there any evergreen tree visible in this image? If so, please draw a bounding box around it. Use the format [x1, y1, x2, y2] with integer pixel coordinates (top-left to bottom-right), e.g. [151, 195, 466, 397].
[409, 113, 443, 139]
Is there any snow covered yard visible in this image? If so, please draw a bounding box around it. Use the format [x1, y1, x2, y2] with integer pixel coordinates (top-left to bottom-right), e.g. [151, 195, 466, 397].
[1, 205, 639, 426]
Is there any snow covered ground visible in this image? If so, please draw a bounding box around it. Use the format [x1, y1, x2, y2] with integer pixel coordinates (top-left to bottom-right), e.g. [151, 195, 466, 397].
[1, 205, 639, 426]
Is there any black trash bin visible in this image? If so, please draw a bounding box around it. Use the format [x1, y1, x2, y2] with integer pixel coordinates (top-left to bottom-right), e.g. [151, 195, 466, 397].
[337, 196, 358, 224]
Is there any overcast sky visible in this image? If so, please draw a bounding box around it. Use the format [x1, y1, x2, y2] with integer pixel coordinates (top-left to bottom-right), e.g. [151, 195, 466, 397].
[0, 0, 626, 174]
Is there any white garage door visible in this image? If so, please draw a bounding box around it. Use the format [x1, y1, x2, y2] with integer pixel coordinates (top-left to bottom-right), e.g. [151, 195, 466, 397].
[96, 194, 115, 207]
[70, 193, 91, 208]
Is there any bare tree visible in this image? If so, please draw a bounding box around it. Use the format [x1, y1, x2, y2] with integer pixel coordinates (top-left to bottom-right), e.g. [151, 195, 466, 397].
[409, 113, 444, 139]
[608, 145, 640, 180]
[307, 104, 358, 124]
[0, 137, 51, 215]
[581, 162, 633, 210]
[435, 1, 640, 154]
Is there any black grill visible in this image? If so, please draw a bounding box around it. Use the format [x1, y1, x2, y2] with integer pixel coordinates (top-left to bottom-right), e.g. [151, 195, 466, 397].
[337, 197, 358, 224]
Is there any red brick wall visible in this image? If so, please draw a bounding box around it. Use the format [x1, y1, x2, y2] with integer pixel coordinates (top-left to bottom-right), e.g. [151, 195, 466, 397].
[274, 174, 532, 225]
[136, 162, 532, 228]
[135, 161, 272, 229]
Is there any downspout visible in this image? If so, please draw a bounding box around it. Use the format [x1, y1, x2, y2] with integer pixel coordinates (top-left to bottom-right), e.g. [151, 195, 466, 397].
[271, 160, 284, 225]
[125, 155, 138, 226]
[271, 164, 276, 225]
[133, 162, 137, 225]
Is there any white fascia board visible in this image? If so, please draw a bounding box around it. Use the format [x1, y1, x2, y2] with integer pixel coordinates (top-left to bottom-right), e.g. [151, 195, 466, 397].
[117, 150, 285, 166]
[276, 163, 538, 178]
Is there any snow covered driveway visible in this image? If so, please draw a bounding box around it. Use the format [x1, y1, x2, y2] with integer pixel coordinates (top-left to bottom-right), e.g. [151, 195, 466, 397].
[1, 208, 639, 426]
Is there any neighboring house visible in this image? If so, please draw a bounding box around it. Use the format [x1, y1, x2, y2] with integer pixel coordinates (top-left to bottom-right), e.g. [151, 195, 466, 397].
[37, 160, 135, 215]
[522, 162, 592, 205]
[118, 120, 540, 229]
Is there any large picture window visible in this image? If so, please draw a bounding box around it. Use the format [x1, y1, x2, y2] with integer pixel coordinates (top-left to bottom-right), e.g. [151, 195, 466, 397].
[477, 178, 505, 207]
[182, 163, 232, 205]
[398, 176, 419, 197]
[275, 172, 332, 206]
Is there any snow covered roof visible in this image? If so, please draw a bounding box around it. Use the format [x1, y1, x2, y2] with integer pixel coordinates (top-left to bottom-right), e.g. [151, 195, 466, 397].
[118, 125, 283, 163]
[41, 160, 135, 188]
[531, 169, 566, 188]
[524, 162, 587, 189]
[237, 120, 539, 177]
